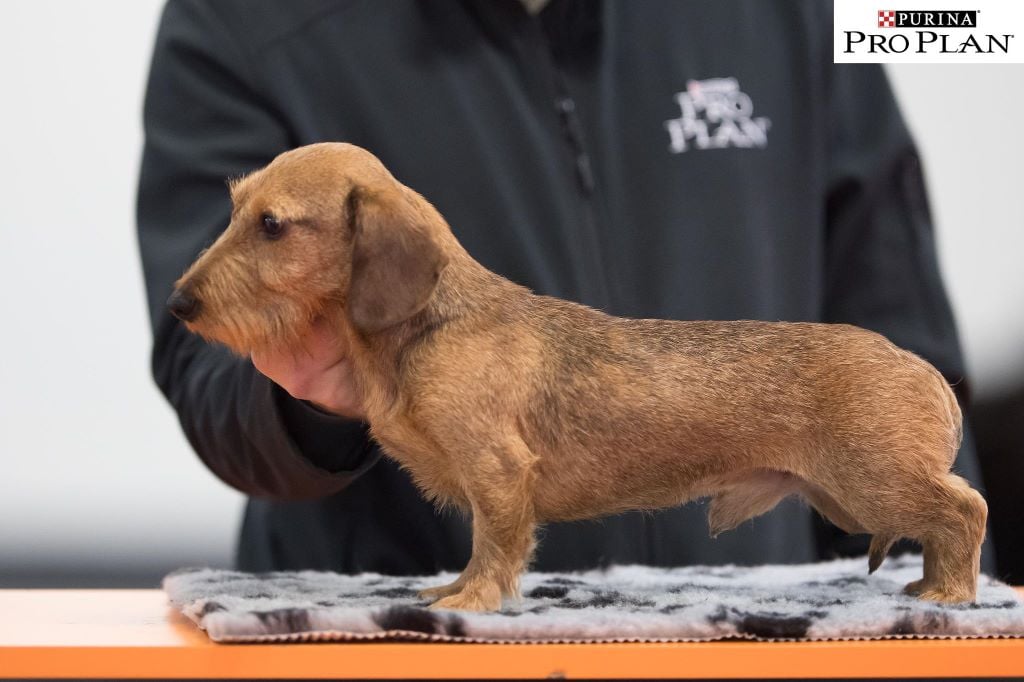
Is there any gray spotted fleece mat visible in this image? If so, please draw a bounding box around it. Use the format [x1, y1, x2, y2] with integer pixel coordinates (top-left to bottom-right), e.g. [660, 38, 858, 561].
[163, 554, 1024, 643]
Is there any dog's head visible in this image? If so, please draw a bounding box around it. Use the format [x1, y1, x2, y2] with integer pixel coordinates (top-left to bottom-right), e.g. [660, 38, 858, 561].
[168, 143, 450, 355]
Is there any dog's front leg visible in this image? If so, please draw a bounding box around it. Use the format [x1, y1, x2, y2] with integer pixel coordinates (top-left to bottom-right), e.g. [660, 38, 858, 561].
[428, 497, 536, 612]
[426, 439, 537, 612]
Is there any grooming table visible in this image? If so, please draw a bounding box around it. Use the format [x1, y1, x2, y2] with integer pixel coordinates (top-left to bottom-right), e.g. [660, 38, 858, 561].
[1, 588, 1022, 679]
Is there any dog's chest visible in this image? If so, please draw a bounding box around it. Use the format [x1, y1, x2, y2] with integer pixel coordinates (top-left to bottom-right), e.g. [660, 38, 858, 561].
[370, 415, 466, 506]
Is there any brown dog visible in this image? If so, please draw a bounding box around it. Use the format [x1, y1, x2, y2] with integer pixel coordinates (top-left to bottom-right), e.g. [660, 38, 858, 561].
[169, 142, 987, 611]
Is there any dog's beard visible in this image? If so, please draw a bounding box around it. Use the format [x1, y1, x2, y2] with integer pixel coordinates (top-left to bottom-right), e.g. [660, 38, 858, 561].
[186, 297, 319, 358]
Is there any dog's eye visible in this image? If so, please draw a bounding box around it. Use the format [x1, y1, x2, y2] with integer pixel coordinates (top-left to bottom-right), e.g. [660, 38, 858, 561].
[261, 214, 285, 240]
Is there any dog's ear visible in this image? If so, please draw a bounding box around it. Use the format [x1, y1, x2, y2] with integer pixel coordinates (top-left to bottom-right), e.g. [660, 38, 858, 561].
[346, 185, 449, 334]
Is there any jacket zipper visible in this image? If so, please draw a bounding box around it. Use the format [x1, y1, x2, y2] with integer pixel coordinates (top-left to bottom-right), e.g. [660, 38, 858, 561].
[554, 86, 596, 195]
[528, 17, 612, 312]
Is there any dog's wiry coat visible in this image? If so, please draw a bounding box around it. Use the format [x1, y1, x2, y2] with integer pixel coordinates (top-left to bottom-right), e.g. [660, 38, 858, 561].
[173, 143, 987, 611]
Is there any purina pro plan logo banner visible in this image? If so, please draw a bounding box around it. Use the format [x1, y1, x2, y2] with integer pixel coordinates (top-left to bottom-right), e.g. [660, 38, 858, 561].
[834, 0, 1024, 63]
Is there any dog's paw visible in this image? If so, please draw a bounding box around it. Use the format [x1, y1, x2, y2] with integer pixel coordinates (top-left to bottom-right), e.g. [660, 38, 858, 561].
[905, 578, 975, 603]
[428, 587, 501, 612]
[418, 582, 461, 601]
[902, 579, 927, 596]
[916, 586, 975, 604]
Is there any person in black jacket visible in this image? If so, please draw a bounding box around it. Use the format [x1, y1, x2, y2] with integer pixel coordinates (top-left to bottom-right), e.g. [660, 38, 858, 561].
[137, 0, 992, 576]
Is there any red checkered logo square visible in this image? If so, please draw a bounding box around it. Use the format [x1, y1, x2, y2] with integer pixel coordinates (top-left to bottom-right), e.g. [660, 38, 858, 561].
[878, 10, 896, 27]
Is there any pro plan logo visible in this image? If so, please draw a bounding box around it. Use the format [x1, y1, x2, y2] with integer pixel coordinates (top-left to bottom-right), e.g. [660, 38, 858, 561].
[877, 9, 978, 28]
[663, 78, 771, 154]
[835, 0, 1022, 62]
[845, 8, 1014, 54]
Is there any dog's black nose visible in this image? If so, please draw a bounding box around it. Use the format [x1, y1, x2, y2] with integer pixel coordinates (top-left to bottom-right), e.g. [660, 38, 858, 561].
[167, 288, 200, 322]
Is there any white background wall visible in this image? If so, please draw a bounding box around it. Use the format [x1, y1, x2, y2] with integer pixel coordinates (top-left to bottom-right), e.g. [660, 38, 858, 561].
[0, 2, 1021, 584]
[886, 65, 1024, 398]
[0, 1, 241, 582]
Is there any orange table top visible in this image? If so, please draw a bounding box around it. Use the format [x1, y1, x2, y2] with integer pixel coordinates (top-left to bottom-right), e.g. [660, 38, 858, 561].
[0, 588, 1022, 679]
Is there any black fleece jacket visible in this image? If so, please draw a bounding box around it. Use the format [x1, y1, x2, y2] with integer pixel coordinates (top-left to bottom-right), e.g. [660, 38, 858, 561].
[137, 0, 989, 575]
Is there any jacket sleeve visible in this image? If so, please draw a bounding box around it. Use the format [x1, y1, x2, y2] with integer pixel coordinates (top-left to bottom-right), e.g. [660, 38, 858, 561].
[137, 0, 380, 499]
[820, 64, 989, 557]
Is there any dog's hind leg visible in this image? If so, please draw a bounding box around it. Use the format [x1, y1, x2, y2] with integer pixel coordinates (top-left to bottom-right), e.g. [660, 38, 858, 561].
[808, 466, 986, 603]
[903, 474, 987, 602]
[707, 470, 800, 537]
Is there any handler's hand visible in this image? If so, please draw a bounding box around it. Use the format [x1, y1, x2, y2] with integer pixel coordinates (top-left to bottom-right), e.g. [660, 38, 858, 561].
[251, 317, 366, 421]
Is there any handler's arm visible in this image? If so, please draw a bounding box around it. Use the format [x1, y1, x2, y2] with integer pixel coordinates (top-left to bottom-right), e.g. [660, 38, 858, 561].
[822, 64, 989, 559]
[137, 0, 379, 498]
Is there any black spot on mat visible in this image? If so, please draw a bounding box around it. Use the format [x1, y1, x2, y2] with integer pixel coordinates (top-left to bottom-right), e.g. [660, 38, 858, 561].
[828, 576, 868, 588]
[667, 582, 705, 594]
[918, 610, 950, 632]
[584, 591, 621, 608]
[528, 585, 569, 599]
[621, 596, 656, 609]
[805, 598, 845, 608]
[370, 586, 418, 599]
[955, 600, 1021, 610]
[315, 600, 336, 607]
[246, 591, 275, 599]
[200, 601, 226, 615]
[547, 577, 586, 586]
[737, 612, 812, 639]
[786, 596, 837, 608]
[253, 608, 312, 633]
[374, 606, 441, 634]
[557, 591, 619, 609]
[889, 615, 915, 636]
[659, 604, 691, 614]
[374, 605, 464, 637]
[446, 613, 466, 638]
[555, 590, 653, 610]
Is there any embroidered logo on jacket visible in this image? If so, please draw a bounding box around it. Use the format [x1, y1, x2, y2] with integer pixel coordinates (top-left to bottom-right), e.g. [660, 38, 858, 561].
[664, 78, 771, 153]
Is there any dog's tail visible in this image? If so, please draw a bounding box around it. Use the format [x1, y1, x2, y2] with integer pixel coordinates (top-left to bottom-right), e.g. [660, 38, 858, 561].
[868, 533, 897, 574]
[937, 372, 964, 468]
